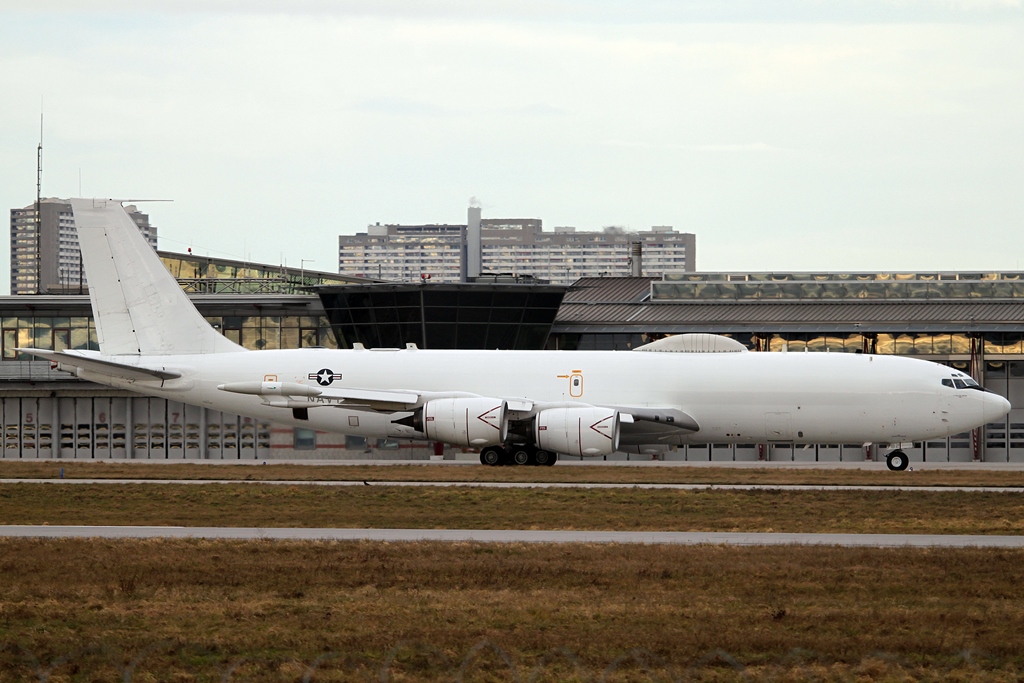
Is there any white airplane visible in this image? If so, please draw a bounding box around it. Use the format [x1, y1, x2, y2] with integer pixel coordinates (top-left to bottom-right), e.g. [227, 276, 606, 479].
[20, 199, 1011, 470]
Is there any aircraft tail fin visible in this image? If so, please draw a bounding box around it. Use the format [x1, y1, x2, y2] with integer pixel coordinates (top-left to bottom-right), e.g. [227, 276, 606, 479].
[70, 198, 244, 356]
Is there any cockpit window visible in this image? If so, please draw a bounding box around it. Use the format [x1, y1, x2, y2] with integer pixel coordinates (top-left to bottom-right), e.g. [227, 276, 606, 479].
[964, 378, 980, 387]
[954, 379, 968, 389]
[942, 379, 954, 388]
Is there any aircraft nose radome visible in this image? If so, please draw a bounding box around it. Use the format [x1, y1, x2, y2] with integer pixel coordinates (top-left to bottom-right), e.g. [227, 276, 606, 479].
[983, 393, 1012, 423]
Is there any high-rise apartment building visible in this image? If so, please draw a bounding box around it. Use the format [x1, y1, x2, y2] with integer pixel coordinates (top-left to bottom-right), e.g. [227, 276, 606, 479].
[10, 199, 157, 295]
[338, 223, 466, 284]
[339, 213, 695, 285]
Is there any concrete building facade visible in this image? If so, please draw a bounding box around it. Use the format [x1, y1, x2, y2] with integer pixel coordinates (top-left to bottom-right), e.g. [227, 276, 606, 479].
[10, 199, 157, 295]
[339, 211, 695, 285]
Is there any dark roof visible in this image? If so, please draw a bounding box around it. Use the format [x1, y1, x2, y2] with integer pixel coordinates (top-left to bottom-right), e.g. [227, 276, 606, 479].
[554, 300, 1024, 334]
[563, 277, 656, 304]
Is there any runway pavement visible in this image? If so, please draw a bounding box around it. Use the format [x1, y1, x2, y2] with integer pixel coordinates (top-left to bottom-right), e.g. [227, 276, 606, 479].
[2, 478, 1023, 492]
[1, 525, 1023, 547]
[12, 457, 1024, 469]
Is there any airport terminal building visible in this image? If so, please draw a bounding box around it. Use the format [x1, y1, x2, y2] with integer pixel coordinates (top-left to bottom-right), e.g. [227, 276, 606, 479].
[1, 263, 1022, 463]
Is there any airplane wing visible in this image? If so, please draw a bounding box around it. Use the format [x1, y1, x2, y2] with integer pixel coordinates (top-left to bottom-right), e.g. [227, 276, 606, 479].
[16, 348, 182, 382]
[217, 381, 435, 411]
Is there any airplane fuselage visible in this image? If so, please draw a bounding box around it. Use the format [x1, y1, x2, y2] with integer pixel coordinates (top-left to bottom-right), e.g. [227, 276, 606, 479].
[74, 347, 1007, 446]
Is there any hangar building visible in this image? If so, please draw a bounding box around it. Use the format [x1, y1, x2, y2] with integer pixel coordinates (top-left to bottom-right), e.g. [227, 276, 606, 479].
[1, 263, 1021, 463]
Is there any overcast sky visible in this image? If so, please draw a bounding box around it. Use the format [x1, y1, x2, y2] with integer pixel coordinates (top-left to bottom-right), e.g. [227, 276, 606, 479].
[1, 1, 1022, 291]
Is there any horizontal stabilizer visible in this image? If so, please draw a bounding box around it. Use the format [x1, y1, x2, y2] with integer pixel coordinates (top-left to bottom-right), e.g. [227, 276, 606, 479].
[16, 348, 181, 382]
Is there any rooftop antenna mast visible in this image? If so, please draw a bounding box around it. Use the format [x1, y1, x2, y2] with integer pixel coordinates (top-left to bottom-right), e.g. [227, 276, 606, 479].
[35, 109, 43, 295]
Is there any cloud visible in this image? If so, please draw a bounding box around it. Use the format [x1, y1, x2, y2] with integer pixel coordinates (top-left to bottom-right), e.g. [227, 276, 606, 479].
[603, 140, 791, 153]
[1, 0, 1021, 22]
[352, 97, 450, 117]
[692, 143, 788, 152]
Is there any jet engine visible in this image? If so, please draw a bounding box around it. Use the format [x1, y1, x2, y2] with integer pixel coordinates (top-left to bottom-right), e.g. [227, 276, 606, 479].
[423, 397, 508, 447]
[535, 406, 621, 457]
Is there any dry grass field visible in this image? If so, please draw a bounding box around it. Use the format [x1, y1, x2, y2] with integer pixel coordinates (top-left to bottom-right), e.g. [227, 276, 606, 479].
[1, 539, 1024, 681]
[3, 459, 1024, 487]
[3, 463, 1024, 680]
[1, 483, 1024, 534]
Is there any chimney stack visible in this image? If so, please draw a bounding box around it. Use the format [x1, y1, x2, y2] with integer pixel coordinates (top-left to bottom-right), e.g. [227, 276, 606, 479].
[466, 203, 482, 280]
[630, 241, 643, 277]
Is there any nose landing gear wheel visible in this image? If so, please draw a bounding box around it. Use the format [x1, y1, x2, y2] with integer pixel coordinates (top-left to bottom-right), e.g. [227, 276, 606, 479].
[480, 446, 505, 466]
[886, 449, 909, 471]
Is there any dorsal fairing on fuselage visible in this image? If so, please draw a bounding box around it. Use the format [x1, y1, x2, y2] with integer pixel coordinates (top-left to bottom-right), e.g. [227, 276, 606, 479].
[633, 333, 748, 354]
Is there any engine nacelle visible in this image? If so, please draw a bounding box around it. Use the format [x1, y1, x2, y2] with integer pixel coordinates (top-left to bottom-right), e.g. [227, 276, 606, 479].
[423, 397, 507, 447]
[535, 406, 620, 457]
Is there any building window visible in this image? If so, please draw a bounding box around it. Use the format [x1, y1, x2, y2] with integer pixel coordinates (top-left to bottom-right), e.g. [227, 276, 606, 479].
[293, 428, 316, 450]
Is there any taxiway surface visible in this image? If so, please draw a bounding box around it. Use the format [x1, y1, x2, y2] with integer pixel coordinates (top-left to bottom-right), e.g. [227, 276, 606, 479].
[1, 525, 1023, 547]
[3, 478, 1023, 493]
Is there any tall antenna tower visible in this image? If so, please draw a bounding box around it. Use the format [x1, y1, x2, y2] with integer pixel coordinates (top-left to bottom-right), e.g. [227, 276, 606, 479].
[35, 112, 43, 294]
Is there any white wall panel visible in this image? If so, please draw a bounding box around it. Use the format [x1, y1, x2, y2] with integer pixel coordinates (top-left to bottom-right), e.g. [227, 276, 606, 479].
[110, 398, 128, 459]
[93, 398, 112, 459]
[132, 397, 151, 459]
[2, 399, 19, 458]
[19, 398, 38, 459]
[167, 401, 185, 459]
[37, 397, 55, 458]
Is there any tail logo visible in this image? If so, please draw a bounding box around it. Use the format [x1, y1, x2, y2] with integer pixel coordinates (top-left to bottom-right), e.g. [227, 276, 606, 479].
[310, 369, 342, 386]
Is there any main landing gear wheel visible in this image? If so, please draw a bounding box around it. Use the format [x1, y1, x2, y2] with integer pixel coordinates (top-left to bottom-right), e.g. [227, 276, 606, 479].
[512, 447, 533, 466]
[886, 449, 909, 471]
[480, 446, 505, 466]
[532, 449, 556, 467]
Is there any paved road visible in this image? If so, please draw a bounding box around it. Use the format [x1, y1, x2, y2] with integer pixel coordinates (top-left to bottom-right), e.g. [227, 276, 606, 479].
[1, 525, 1023, 547]
[2, 478, 1022, 493]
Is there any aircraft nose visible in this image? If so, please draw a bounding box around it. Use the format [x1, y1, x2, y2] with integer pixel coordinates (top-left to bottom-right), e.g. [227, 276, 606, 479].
[983, 392, 1012, 423]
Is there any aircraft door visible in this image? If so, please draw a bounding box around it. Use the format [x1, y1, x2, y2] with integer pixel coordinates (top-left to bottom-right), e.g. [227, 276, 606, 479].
[764, 412, 794, 441]
[569, 372, 584, 398]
